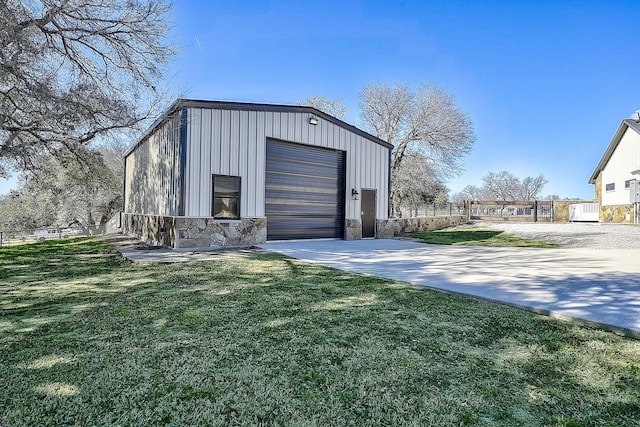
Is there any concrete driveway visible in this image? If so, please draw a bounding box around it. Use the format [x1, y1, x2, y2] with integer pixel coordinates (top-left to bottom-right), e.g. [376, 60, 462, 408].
[259, 239, 640, 336]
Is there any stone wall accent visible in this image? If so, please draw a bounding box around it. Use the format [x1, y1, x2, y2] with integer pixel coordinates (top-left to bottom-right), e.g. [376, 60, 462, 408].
[595, 173, 602, 204]
[377, 215, 467, 239]
[175, 217, 266, 249]
[122, 213, 177, 247]
[122, 213, 266, 249]
[552, 201, 570, 222]
[600, 204, 635, 223]
[345, 219, 362, 240]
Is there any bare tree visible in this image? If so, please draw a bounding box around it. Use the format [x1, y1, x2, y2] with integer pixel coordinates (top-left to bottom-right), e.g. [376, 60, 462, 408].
[482, 171, 520, 201]
[300, 95, 347, 120]
[517, 175, 549, 200]
[480, 170, 548, 201]
[359, 82, 475, 215]
[360, 82, 475, 175]
[457, 184, 486, 201]
[0, 0, 175, 176]
[393, 151, 448, 217]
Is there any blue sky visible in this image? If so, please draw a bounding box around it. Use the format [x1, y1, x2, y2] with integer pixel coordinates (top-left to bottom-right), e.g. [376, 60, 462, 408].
[2, 0, 639, 199]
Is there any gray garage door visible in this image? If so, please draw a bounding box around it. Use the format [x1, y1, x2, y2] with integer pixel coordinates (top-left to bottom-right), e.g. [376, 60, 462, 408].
[266, 139, 345, 240]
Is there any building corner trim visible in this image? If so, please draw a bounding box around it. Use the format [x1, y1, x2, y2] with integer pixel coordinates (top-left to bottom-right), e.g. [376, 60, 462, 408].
[178, 107, 188, 216]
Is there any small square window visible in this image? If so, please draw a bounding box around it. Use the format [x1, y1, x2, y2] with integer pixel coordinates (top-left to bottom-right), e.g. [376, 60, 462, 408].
[625, 180, 631, 189]
[212, 175, 240, 219]
[605, 183, 615, 192]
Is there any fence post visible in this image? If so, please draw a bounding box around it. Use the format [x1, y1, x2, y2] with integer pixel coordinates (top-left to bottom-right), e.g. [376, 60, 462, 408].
[533, 200, 538, 222]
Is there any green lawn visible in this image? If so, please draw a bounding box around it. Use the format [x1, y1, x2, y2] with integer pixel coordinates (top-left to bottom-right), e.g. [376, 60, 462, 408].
[1, 238, 639, 426]
[412, 225, 558, 248]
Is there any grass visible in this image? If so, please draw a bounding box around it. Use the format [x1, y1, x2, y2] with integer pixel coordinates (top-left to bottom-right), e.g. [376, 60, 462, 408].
[1, 238, 639, 426]
[412, 225, 558, 248]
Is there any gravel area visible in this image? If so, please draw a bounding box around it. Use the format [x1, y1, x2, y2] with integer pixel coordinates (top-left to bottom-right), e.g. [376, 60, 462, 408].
[473, 221, 640, 249]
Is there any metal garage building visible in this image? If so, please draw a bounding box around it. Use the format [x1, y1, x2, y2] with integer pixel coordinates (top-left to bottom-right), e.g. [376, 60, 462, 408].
[122, 99, 392, 249]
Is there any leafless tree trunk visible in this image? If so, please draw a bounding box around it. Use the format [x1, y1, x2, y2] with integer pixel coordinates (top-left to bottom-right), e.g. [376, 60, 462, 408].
[360, 83, 475, 174]
[0, 0, 175, 176]
[392, 150, 448, 217]
[359, 82, 475, 215]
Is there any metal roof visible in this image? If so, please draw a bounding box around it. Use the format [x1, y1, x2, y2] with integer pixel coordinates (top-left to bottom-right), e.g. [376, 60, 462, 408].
[588, 119, 640, 184]
[125, 98, 393, 156]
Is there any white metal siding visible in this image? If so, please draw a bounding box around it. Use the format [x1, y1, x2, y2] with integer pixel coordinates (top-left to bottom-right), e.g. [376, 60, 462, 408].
[124, 113, 181, 215]
[182, 108, 389, 220]
[601, 128, 640, 206]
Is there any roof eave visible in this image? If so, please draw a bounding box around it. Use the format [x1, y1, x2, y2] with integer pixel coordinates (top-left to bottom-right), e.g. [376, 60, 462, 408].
[587, 119, 640, 184]
[123, 98, 184, 157]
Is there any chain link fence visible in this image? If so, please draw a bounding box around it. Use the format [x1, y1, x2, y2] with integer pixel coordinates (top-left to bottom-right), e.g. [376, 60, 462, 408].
[397, 202, 467, 218]
[0, 226, 105, 247]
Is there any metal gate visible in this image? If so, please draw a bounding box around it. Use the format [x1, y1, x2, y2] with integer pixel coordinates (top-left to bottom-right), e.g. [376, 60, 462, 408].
[469, 201, 553, 222]
[265, 139, 345, 240]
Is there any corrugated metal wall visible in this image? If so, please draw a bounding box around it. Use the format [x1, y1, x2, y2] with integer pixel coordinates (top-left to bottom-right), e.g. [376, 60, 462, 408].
[182, 107, 389, 220]
[124, 112, 182, 215]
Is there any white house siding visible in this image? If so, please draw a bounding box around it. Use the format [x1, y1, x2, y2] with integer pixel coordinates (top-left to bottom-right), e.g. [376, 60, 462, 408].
[182, 107, 390, 221]
[601, 127, 640, 206]
[124, 112, 182, 216]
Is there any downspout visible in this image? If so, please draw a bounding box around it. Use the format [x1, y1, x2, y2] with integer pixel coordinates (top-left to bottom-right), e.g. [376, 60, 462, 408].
[121, 156, 127, 229]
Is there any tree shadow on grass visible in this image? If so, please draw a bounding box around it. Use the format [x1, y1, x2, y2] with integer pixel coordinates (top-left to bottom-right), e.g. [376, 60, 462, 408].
[2, 238, 640, 426]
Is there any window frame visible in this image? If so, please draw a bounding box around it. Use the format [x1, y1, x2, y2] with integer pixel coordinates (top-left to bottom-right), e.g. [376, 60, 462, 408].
[625, 179, 632, 189]
[605, 182, 615, 192]
[211, 174, 241, 220]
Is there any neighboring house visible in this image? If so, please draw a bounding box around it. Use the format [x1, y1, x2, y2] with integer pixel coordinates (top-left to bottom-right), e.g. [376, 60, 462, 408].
[588, 115, 640, 223]
[123, 99, 393, 249]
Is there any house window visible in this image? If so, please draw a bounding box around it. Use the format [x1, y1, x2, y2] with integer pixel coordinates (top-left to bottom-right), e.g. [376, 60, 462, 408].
[605, 183, 615, 191]
[212, 175, 240, 219]
[625, 180, 631, 189]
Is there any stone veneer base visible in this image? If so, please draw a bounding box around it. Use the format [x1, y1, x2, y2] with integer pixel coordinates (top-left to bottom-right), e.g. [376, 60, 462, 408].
[345, 218, 362, 240]
[122, 213, 266, 249]
[599, 204, 636, 223]
[377, 216, 467, 238]
[123, 213, 468, 249]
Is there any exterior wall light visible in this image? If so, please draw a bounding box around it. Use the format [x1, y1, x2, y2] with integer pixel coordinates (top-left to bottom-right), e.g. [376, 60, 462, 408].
[351, 188, 359, 200]
[309, 117, 319, 125]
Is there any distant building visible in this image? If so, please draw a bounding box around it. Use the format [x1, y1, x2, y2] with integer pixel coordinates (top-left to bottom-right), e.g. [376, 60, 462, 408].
[123, 99, 392, 249]
[588, 113, 640, 223]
